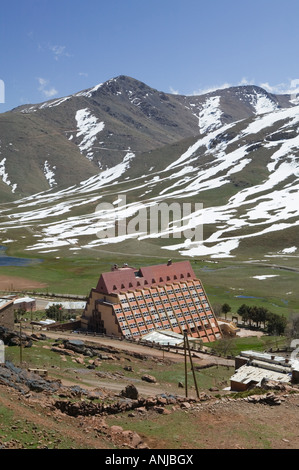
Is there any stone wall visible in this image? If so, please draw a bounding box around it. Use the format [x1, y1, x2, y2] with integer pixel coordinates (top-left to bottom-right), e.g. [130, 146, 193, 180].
[0, 302, 14, 330]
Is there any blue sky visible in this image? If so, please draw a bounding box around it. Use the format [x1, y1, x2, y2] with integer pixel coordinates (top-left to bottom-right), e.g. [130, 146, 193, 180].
[0, 0, 299, 112]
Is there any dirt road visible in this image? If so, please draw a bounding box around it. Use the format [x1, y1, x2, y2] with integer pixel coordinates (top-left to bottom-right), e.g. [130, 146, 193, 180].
[35, 328, 234, 367]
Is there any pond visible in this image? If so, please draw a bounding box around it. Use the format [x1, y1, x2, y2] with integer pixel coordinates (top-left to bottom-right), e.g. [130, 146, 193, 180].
[235, 295, 262, 299]
[0, 246, 41, 267]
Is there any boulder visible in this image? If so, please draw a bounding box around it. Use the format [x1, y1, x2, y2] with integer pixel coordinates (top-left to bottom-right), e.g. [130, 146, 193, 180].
[120, 384, 139, 400]
[141, 374, 157, 383]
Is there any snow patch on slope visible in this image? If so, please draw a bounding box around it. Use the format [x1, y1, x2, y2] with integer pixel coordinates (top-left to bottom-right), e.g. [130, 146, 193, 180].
[198, 96, 223, 133]
[0, 157, 17, 193]
[254, 93, 278, 115]
[75, 108, 105, 160]
[75, 83, 103, 98]
[43, 160, 57, 188]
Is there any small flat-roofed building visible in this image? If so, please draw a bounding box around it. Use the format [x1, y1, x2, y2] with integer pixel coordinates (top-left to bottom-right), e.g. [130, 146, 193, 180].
[230, 350, 297, 391]
[0, 298, 15, 330]
[14, 297, 36, 312]
[81, 260, 222, 342]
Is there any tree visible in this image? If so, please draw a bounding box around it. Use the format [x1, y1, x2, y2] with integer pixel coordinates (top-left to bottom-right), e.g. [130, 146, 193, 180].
[285, 313, 299, 342]
[237, 304, 251, 325]
[212, 303, 222, 318]
[45, 304, 64, 322]
[221, 303, 231, 320]
[266, 312, 287, 336]
[250, 306, 269, 328]
[14, 307, 26, 322]
[212, 337, 235, 357]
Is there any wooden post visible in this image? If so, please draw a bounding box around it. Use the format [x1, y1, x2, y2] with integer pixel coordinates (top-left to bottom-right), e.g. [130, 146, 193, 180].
[19, 320, 23, 365]
[184, 332, 188, 398]
[186, 334, 200, 399]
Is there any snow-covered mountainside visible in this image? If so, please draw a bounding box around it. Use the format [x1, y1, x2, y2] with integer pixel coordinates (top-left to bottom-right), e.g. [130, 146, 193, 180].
[0, 76, 294, 201]
[0, 85, 298, 260]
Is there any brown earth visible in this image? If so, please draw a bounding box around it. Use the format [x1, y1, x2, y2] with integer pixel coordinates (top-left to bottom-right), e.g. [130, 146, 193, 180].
[1, 378, 299, 450]
[1, 330, 299, 450]
[0, 275, 47, 291]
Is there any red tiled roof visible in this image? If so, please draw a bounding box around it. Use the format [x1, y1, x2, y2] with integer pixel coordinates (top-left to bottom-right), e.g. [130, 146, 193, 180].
[96, 261, 196, 294]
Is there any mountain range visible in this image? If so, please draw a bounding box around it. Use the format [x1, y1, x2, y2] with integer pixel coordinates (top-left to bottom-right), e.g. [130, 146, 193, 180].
[0, 75, 298, 260]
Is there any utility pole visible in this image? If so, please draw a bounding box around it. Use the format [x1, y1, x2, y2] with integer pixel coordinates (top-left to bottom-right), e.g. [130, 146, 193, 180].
[186, 333, 200, 399]
[19, 320, 23, 365]
[184, 332, 188, 398]
[184, 332, 200, 399]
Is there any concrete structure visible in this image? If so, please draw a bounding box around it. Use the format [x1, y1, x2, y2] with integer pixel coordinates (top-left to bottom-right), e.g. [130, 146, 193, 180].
[218, 320, 240, 337]
[0, 298, 15, 330]
[141, 329, 197, 347]
[230, 350, 299, 391]
[14, 297, 36, 312]
[81, 260, 222, 342]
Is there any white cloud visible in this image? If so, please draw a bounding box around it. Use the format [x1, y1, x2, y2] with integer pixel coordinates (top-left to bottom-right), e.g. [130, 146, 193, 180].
[192, 82, 231, 96]
[260, 78, 299, 95]
[238, 77, 255, 86]
[169, 86, 179, 95]
[190, 77, 299, 97]
[43, 87, 58, 98]
[49, 44, 71, 61]
[37, 77, 58, 99]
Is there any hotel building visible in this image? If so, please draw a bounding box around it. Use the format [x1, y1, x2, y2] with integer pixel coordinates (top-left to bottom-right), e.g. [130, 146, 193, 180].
[81, 260, 222, 342]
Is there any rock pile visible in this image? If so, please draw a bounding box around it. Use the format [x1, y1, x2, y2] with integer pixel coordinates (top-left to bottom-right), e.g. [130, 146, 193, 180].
[0, 362, 62, 395]
[246, 392, 284, 406]
[54, 392, 198, 418]
[0, 326, 33, 348]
